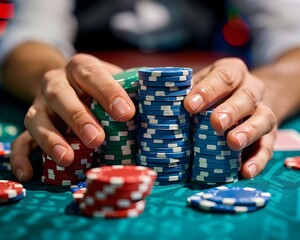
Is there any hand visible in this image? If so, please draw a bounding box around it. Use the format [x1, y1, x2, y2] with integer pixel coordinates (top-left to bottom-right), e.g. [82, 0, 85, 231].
[11, 53, 135, 182]
[184, 58, 277, 179]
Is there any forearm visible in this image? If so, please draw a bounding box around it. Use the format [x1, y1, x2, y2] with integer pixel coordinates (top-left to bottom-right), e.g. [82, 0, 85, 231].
[1, 41, 67, 103]
[251, 48, 300, 125]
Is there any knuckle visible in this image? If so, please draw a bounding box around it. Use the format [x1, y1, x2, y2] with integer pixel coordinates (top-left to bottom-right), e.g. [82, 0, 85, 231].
[264, 108, 277, 131]
[241, 87, 260, 110]
[44, 80, 69, 102]
[214, 68, 236, 91]
[69, 107, 88, 125]
[77, 64, 103, 84]
[24, 106, 39, 127]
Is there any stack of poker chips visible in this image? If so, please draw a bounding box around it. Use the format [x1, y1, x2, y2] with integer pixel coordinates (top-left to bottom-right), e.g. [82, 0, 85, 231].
[74, 165, 156, 218]
[187, 185, 271, 213]
[91, 68, 140, 166]
[0, 180, 26, 204]
[41, 132, 95, 186]
[191, 109, 242, 187]
[0, 142, 11, 171]
[136, 67, 193, 185]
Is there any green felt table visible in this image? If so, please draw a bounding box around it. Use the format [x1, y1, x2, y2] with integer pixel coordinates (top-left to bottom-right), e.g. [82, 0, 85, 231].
[1, 51, 300, 240]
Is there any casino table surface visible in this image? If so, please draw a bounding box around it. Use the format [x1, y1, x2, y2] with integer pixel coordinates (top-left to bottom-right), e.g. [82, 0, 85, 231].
[1, 51, 300, 240]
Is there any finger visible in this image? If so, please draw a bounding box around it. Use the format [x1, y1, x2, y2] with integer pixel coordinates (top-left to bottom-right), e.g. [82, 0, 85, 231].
[226, 104, 276, 150]
[66, 53, 135, 122]
[25, 97, 77, 167]
[184, 58, 247, 113]
[10, 131, 37, 182]
[42, 68, 105, 148]
[240, 127, 277, 179]
[210, 74, 265, 132]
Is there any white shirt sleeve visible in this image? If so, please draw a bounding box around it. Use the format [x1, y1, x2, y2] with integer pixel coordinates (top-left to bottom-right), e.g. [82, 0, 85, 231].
[231, 0, 300, 66]
[0, 0, 78, 64]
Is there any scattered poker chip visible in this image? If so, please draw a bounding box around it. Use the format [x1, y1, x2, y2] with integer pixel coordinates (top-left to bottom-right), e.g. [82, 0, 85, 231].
[0, 180, 26, 203]
[187, 186, 271, 213]
[284, 156, 300, 170]
[187, 196, 259, 213]
[195, 186, 271, 207]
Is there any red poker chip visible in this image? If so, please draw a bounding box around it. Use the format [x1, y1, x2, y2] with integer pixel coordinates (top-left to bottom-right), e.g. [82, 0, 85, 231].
[41, 176, 80, 186]
[43, 160, 92, 171]
[81, 188, 151, 206]
[86, 178, 154, 192]
[42, 172, 86, 181]
[44, 167, 85, 176]
[0, 180, 24, 200]
[80, 199, 145, 218]
[43, 154, 93, 165]
[85, 185, 152, 201]
[284, 156, 300, 170]
[86, 166, 157, 185]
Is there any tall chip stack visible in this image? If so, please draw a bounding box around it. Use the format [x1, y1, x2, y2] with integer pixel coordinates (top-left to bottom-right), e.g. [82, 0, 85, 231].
[91, 68, 141, 166]
[41, 132, 95, 186]
[191, 109, 242, 188]
[136, 67, 193, 185]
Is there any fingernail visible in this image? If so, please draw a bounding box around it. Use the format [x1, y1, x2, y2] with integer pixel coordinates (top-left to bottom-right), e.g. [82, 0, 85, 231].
[188, 94, 203, 111]
[248, 164, 258, 178]
[16, 168, 23, 182]
[217, 112, 230, 129]
[110, 97, 131, 118]
[82, 124, 99, 144]
[234, 132, 247, 148]
[53, 144, 67, 164]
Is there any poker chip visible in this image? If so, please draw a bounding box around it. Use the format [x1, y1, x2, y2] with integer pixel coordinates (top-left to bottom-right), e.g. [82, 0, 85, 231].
[41, 132, 95, 186]
[195, 186, 271, 207]
[284, 156, 300, 170]
[187, 186, 271, 213]
[70, 166, 156, 218]
[0, 180, 26, 203]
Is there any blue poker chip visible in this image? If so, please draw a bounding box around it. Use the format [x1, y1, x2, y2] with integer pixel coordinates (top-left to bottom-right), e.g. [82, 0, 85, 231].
[138, 102, 186, 111]
[138, 108, 189, 116]
[138, 127, 190, 135]
[155, 171, 190, 181]
[140, 145, 191, 153]
[137, 159, 190, 168]
[139, 74, 192, 82]
[187, 195, 259, 213]
[192, 165, 240, 174]
[151, 163, 190, 173]
[70, 181, 87, 193]
[137, 94, 186, 102]
[139, 100, 183, 107]
[196, 186, 271, 207]
[139, 79, 192, 87]
[138, 132, 190, 140]
[136, 154, 190, 164]
[138, 149, 191, 158]
[138, 67, 193, 77]
[193, 146, 241, 157]
[138, 122, 190, 131]
[138, 88, 191, 97]
[138, 138, 190, 148]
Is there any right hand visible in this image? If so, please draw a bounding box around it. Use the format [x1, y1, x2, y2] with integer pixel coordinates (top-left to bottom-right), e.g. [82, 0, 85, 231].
[11, 53, 136, 182]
